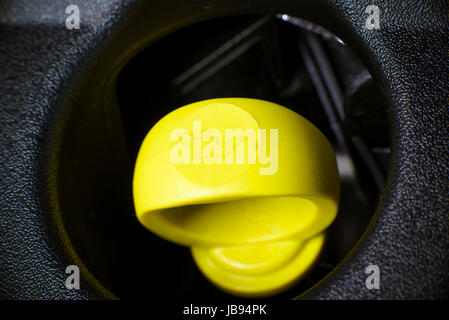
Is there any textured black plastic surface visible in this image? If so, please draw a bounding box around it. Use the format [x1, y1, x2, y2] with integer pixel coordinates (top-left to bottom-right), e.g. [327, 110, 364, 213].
[0, 0, 448, 299]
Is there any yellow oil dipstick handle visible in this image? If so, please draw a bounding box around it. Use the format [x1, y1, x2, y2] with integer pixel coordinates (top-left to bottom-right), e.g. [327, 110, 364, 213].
[133, 98, 340, 297]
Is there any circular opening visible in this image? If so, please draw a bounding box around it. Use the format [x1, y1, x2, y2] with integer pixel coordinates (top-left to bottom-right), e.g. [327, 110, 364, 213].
[57, 14, 388, 299]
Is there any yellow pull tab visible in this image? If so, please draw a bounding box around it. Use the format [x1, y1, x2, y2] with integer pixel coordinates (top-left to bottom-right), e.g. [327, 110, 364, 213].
[133, 98, 340, 297]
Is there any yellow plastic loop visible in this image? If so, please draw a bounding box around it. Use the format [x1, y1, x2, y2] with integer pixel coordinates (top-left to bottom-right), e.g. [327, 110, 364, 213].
[133, 98, 340, 297]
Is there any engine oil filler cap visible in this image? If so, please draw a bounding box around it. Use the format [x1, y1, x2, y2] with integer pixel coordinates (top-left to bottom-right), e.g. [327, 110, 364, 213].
[133, 98, 340, 297]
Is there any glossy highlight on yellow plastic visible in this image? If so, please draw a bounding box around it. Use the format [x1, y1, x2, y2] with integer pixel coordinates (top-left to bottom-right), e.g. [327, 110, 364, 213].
[133, 98, 340, 297]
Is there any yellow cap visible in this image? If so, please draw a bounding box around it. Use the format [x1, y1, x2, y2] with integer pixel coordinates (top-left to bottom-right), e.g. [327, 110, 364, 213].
[133, 98, 340, 297]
